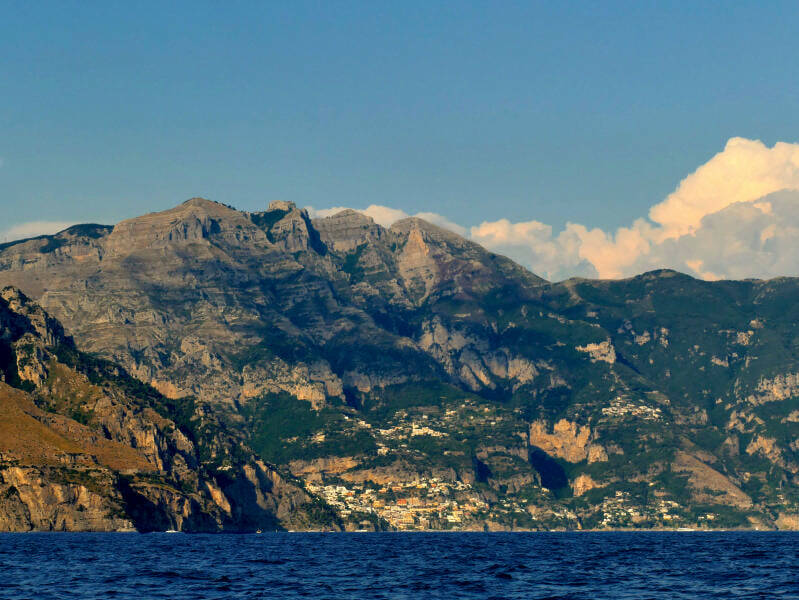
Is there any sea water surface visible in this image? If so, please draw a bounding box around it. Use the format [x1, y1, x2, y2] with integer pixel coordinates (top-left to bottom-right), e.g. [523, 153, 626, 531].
[1, 531, 797, 599]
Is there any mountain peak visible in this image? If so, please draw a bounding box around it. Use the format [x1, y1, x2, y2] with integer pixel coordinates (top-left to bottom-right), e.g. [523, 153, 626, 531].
[391, 216, 490, 258]
[267, 200, 297, 212]
[634, 269, 694, 281]
[313, 209, 383, 253]
[182, 196, 214, 206]
[106, 198, 253, 252]
[390, 216, 462, 242]
[176, 197, 238, 214]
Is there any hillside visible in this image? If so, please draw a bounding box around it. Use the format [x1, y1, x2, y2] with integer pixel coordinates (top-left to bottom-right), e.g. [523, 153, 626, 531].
[2, 198, 799, 530]
[0, 286, 342, 532]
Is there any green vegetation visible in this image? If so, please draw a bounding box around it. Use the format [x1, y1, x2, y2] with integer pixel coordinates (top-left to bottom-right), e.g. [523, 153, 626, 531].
[12, 206, 799, 531]
[341, 243, 368, 277]
[243, 392, 376, 464]
[227, 327, 315, 369]
[49, 467, 109, 496]
[364, 381, 480, 423]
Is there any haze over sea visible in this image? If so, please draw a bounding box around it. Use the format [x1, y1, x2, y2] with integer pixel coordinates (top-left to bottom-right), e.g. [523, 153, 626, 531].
[2, 531, 797, 599]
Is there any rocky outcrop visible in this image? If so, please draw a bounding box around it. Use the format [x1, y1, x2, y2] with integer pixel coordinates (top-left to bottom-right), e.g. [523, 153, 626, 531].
[0, 287, 333, 532]
[417, 317, 540, 391]
[744, 435, 796, 472]
[7, 199, 799, 530]
[572, 473, 600, 497]
[314, 209, 387, 254]
[396, 226, 439, 302]
[288, 457, 362, 482]
[105, 198, 263, 254]
[0, 466, 134, 532]
[775, 513, 799, 530]
[673, 452, 753, 509]
[267, 206, 316, 254]
[529, 419, 600, 463]
[747, 372, 799, 405]
[576, 340, 616, 364]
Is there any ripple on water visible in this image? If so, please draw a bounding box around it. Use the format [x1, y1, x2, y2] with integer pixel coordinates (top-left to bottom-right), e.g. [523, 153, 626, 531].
[2, 532, 799, 599]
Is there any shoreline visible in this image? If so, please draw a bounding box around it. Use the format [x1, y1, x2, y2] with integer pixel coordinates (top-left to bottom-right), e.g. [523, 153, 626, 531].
[2, 527, 798, 534]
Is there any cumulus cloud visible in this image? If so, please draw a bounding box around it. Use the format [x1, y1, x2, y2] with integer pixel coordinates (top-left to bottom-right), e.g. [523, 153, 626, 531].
[307, 206, 350, 220]
[649, 138, 799, 240]
[361, 205, 415, 228]
[469, 219, 596, 279]
[0, 221, 77, 244]
[308, 138, 799, 281]
[623, 191, 799, 280]
[471, 137, 799, 280]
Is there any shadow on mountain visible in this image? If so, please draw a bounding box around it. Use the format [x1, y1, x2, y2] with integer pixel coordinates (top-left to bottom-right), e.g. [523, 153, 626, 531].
[528, 447, 570, 498]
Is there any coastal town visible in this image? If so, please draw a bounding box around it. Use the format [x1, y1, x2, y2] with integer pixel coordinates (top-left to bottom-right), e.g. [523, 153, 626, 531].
[299, 395, 717, 531]
[305, 477, 491, 530]
[304, 477, 731, 531]
[594, 490, 693, 528]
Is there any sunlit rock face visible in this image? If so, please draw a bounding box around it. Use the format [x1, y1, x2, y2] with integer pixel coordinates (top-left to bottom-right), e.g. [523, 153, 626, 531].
[0, 199, 547, 411]
[6, 199, 799, 530]
[0, 287, 327, 532]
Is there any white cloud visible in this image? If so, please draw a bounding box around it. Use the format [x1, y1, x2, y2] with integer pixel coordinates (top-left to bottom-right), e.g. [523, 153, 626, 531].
[649, 137, 799, 240]
[361, 205, 414, 228]
[0, 221, 77, 244]
[473, 138, 799, 280]
[308, 138, 799, 281]
[307, 206, 352, 220]
[621, 191, 799, 280]
[469, 218, 595, 280]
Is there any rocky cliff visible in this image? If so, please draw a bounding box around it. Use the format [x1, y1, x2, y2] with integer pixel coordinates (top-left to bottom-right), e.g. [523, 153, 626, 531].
[0, 286, 339, 532]
[3, 199, 799, 530]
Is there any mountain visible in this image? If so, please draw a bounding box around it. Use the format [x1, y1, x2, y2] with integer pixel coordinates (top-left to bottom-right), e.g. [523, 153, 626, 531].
[2, 197, 799, 530]
[0, 286, 341, 531]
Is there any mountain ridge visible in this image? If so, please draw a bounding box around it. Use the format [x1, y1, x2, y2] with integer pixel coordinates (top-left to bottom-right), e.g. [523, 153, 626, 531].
[0, 285, 347, 532]
[3, 198, 799, 530]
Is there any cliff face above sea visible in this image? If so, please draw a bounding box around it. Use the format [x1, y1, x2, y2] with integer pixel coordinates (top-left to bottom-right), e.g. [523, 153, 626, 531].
[4, 198, 799, 530]
[0, 286, 336, 532]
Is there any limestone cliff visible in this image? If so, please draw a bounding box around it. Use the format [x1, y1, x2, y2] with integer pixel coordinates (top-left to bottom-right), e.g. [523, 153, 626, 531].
[4, 201, 799, 530]
[0, 287, 335, 532]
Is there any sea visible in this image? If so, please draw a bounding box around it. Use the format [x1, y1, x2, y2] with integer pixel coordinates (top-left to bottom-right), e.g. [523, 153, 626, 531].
[1, 531, 797, 599]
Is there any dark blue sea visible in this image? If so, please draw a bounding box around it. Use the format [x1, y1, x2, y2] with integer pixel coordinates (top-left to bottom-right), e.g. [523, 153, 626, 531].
[2, 532, 798, 599]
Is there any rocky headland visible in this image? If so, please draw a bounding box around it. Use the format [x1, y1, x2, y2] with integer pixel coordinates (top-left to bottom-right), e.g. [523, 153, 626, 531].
[2, 198, 799, 530]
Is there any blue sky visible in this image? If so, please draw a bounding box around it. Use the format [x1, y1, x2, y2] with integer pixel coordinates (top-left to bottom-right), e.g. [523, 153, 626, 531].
[2, 2, 799, 280]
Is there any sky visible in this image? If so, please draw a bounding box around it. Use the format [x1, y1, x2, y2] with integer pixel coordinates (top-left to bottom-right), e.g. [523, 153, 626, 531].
[2, 2, 799, 280]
